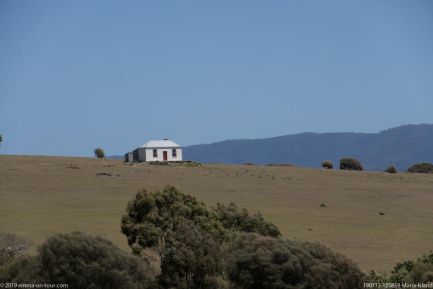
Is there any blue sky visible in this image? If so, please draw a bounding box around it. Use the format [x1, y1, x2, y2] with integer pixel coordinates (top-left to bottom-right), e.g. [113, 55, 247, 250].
[1, 0, 432, 156]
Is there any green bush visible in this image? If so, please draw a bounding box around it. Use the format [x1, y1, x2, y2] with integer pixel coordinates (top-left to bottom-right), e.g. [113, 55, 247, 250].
[121, 186, 227, 289]
[366, 270, 389, 283]
[121, 186, 225, 254]
[385, 165, 397, 174]
[121, 187, 374, 288]
[389, 252, 433, 283]
[212, 202, 281, 237]
[0, 232, 155, 289]
[340, 157, 363, 171]
[407, 162, 433, 173]
[94, 147, 105, 158]
[0, 256, 41, 283]
[321, 160, 333, 169]
[158, 220, 225, 289]
[121, 187, 285, 288]
[225, 233, 365, 289]
[366, 252, 433, 284]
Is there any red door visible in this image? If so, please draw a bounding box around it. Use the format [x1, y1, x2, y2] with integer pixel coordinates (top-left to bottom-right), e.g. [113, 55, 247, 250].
[163, 151, 168, 161]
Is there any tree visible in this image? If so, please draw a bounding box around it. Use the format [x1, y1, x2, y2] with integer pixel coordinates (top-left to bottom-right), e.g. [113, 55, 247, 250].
[385, 165, 397, 174]
[158, 220, 226, 289]
[0, 255, 43, 283]
[389, 252, 433, 283]
[407, 162, 433, 174]
[94, 147, 105, 158]
[0, 232, 155, 289]
[321, 160, 333, 169]
[225, 233, 365, 289]
[0, 233, 30, 266]
[340, 157, 363, 171]
[121, 187, 370, 289]
[212, 202, 281, 237]
[121, 186, 226, 288]
[0, 134, 2, 149]
[121, 186, 225, 256]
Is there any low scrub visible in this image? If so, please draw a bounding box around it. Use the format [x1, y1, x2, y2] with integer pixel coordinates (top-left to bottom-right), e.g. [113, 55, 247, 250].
[407, 162, 433, 174]
[212, 202, 281, 237]
[321, 160, 333, 169]
[368, 251, 433, 284]
[0, 232, 155, 288]
[385, 165, 397, 174]
[226, 233, 365, 289]
[121, 186, 366, 289]
[340, 157, 363, 171]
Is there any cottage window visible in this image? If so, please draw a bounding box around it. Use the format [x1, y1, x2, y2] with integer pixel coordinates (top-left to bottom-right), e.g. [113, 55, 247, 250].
[153, 149, 157, 157]
[172, 149, 177, 157]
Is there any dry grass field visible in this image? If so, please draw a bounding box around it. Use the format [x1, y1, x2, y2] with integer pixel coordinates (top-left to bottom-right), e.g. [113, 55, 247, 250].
[1, 155, 433, 273]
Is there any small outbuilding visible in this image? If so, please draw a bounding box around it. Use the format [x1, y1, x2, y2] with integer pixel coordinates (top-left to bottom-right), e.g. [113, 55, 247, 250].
[128, 139, 182, 162]
[124, 152, 133, 163]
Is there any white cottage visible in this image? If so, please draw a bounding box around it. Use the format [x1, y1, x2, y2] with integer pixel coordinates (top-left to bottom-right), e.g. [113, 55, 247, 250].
[129, 139, 183, 162]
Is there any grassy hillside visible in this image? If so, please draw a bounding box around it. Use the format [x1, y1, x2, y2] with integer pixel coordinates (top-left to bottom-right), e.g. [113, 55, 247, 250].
[1, 155, 433, 272]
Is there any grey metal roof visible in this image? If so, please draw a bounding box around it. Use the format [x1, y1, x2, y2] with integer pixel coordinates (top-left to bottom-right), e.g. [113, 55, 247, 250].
[141, 139, 181, 148]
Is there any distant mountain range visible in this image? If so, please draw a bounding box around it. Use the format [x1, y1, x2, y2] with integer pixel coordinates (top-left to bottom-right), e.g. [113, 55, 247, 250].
[183, 124, 433, 171]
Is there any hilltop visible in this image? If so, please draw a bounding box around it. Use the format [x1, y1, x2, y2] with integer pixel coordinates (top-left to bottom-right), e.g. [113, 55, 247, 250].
[184, 124, 433, 170]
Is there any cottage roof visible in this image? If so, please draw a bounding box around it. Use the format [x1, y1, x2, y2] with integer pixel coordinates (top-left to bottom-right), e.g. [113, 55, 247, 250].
[141, 139, 181, 148]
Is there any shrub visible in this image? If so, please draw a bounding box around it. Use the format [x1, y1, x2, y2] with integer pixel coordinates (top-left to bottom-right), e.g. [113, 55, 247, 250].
[212, 203, 281, 237]
[121, 186, 226, 289]
[407, 162, 433, 174]
[225, 233, 365, 289]
[369, 251, 433, 284]
[366, 270, 389, 283]
[158, 220, 225, 289]
[321, 160, 333, 169]
[121, 187, 371, 289]
[94, 147, 105, 158]
[385, 165, 397, 173]
[121, 186, 225, 255]
[0, 232, 155, 288]
[0, 233, 30, 266]
[389, 252, 433, 283]
[340, 157, 363, 171]
[0, 256, 41, 283]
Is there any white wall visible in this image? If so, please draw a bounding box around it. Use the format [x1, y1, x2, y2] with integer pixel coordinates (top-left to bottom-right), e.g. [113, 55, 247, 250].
[143, 148, 183, 162]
